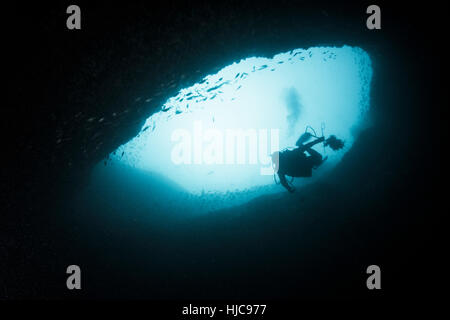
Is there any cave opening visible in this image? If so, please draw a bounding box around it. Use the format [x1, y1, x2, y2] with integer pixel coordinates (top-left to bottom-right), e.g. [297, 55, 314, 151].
[94, 45, 372, 212]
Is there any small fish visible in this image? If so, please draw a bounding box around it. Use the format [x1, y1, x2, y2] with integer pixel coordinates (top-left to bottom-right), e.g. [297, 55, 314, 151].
[121, 151, 125, 158]
[258, 65, 268, 70]
[235, 73, 240, 79]
[240, 72, 248, 78]
[92, 132, 102, 140]
[206, 83, 225, 92]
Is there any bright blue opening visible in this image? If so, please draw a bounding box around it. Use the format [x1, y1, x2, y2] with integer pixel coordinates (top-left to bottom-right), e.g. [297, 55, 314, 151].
[106, 45, 372, 211]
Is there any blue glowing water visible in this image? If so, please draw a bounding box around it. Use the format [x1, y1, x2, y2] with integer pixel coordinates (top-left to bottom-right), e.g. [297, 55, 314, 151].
[104, 45, 372, 211]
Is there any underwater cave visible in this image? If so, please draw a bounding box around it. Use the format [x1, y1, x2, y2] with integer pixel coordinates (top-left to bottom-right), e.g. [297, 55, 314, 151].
[91, 45, 372, 213]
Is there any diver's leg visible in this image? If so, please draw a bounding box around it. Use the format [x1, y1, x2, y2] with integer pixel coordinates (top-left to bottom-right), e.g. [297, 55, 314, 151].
[278, 173, 295, 193]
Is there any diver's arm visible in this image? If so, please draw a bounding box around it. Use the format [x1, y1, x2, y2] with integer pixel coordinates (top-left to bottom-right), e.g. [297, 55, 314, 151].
[304, 146, 322, 159]
[299, 137, 325, 152]
[278, 173, 295, 193]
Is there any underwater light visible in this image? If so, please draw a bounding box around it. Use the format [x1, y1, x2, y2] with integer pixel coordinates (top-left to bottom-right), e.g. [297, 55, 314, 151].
[110, 45, 372, 197]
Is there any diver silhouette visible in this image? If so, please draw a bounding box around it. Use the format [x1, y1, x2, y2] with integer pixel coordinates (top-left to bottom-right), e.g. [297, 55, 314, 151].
[272, 132, 344, 193]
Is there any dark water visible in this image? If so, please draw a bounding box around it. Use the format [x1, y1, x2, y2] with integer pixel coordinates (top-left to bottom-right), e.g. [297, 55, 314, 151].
[4, 50, 438, 302]
[3, 2, 444, 303]
[47, 124, 432, 300]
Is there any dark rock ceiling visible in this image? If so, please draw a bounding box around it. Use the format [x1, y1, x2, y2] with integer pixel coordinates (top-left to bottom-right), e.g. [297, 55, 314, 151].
[4, 1, 444, 230]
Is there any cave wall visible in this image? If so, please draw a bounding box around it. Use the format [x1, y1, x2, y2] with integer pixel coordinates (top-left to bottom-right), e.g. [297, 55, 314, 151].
[2, 1, 445, 298]
[7, 2, 397, 203]
[5, 0, 443, 237]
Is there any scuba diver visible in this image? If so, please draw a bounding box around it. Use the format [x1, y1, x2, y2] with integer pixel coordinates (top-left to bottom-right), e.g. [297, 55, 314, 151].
[272, 129, 344, 193]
